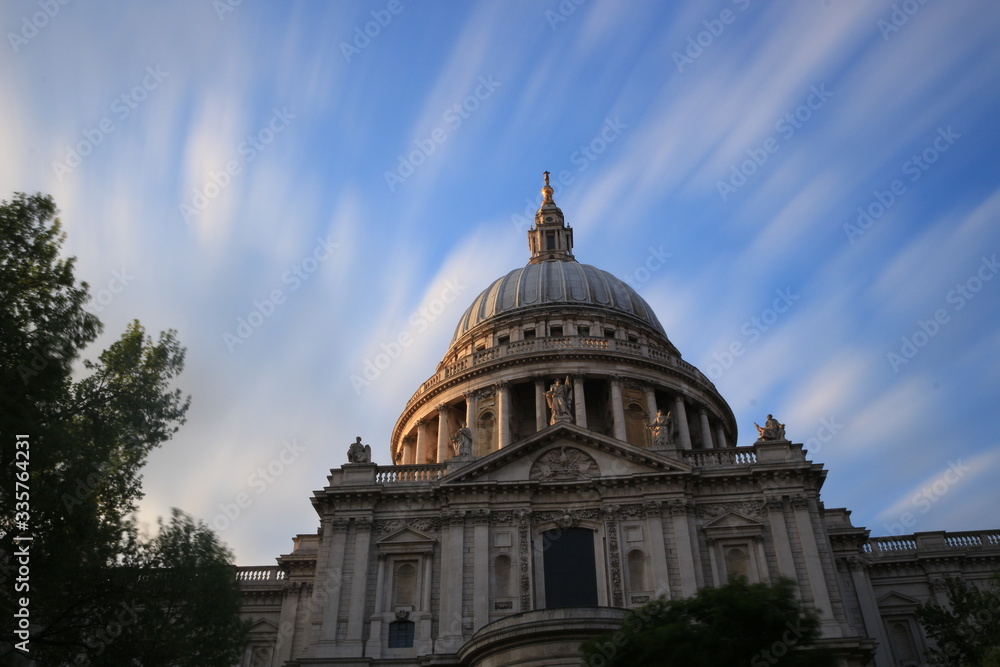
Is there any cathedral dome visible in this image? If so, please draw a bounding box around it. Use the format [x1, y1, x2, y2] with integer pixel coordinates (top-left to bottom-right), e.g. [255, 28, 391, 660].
[391, 172, 736, 465]
[451, 260, 667, 344]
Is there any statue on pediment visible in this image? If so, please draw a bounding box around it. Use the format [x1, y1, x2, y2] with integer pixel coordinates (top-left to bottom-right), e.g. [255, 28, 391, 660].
[647, 409, 673, 446]
[450, 422, 474, 457]
[347, 436, 372, 463]
[754, 414, 787, 442]
[545, 376, 573, 424]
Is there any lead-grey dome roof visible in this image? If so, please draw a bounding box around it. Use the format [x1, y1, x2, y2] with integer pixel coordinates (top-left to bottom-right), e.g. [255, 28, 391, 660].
[451, 260, 666, 343]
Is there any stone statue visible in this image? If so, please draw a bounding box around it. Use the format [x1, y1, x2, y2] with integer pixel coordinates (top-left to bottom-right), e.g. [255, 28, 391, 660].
[347, 436, 372, 463]
[647, 409, 673, 446]
[545, 376, 574, 424]
[450, 422, 474, 457]
[754, 414, 787, 441]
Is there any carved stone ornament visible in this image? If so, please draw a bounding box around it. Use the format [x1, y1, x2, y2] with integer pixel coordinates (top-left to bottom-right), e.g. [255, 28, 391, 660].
[701, 501, 765, 519]
[529, 447, 600, 481]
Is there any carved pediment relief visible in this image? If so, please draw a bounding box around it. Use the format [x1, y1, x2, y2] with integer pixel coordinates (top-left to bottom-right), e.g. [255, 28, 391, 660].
[529, 446, 600, 481]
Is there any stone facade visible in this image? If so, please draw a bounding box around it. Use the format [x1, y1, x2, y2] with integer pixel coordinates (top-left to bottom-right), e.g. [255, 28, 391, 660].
[236, 176, 1000, 666]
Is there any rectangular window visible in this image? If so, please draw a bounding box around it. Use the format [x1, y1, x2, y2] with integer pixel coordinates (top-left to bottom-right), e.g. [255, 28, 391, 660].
[388, 620, 415, 648]
[498, 335, 510, 345]
[604, 328, 615, 339]
[549, 326, 563, 337]
[523, 329, 536, 340]
[578, 326, 590, 337]
[546, 232, 556, 250]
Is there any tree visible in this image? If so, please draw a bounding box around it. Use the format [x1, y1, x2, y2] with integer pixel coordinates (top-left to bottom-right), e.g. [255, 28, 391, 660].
[0, 193, 247, 664]
[580, 577, 833, 667]
[917, 573, 1000, 667]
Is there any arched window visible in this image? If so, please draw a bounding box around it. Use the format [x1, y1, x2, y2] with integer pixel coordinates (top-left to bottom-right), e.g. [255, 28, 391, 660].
[627, 549, 648, 592]
[392, 562, 417, 608]
[725, 547, 749, 579]
[494, 554, 513, 598]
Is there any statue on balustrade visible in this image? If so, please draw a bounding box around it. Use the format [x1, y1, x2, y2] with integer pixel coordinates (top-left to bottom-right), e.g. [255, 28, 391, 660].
[754, 414, 787, 442]
[450, 422, 474, 457]
[647, 409, 673, 446]
[347, 436, 372, 463]
[545, 376, 574, 424]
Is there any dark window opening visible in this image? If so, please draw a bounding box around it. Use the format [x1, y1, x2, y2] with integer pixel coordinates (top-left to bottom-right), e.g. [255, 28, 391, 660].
[543, 527, 598, 607]
[498, 335, 510, 345]
[578, 325, 590, 337]
[523, 329, 536, 340]
[388, 620, 415, 648]
[546, 231, 556, 250]
[549, 325, 563, 337]
[604, 328, 616, 339]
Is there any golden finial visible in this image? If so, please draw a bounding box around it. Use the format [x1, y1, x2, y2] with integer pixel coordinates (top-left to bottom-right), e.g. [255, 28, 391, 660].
[541, 170, 554, 205]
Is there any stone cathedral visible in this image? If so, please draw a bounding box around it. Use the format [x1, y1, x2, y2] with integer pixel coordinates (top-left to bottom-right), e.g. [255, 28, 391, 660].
[236, 176, 1000, 666]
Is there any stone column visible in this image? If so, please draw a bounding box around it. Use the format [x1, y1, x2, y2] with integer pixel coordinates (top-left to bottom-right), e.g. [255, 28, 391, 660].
[315, 519, 349, 657]
[699, 409, 715, 449]
[436, 513, 465, 653]
[669, 502, 699, 596]
[644, 385, 658, 419]
[366, 554, 387, 658]
[673, 395, 692, 450]
[645, 505, 670, 598]
[790, 496, 839, 636]
[473, 513, 490, 631]
[765, 498, 797, 580]
[534, 377, 547, 431]
[403, 437, 415, 465]
[345, 518, 373, 651]
[464, 391, 476, 432]
[610, 376, 627, 441]
[497, 381, 511, 449]
[436, 404, 450, 463]
[715, 424, 728, 448]
[847, 558, 893, 667]
[573, 374, 587, 428]
[414, 419, 428, 464]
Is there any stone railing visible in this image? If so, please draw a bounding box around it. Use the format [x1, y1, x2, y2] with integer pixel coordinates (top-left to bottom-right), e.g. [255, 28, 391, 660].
[864, 530, 1000, 554]
[235, 566, 286, 583]
[407, 337, 707, 407]
[683, 447, 757, 467]
[375, 464, 447, 484]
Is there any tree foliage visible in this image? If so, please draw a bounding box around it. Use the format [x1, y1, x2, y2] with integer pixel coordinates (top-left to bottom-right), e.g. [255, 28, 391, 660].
[580, 577, 833, 667]
[0, 193, 246, 664]
[917, 573, 1000, 667]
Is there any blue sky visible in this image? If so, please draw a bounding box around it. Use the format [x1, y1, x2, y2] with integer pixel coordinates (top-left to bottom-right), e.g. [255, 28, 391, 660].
[4, 0, 1000, 565]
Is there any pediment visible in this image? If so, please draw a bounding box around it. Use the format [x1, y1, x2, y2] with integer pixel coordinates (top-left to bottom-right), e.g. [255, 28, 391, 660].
[377, 527, 436, 546]
[440, 422, 690, 485]
[247, 618, 279, 635]
[877, 591, 921, 608]
[703, 512, 765, 530]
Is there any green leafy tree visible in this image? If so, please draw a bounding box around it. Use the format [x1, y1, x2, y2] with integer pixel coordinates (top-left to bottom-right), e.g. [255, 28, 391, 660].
[0, 193, 247, 664]
[580, 577, 833, 667]
[917, 573, 1000, 667]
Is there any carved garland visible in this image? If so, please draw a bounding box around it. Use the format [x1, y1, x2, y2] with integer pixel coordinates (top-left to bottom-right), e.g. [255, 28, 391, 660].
[518, 515, 531, 611]
[606, 516, 623, 607]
